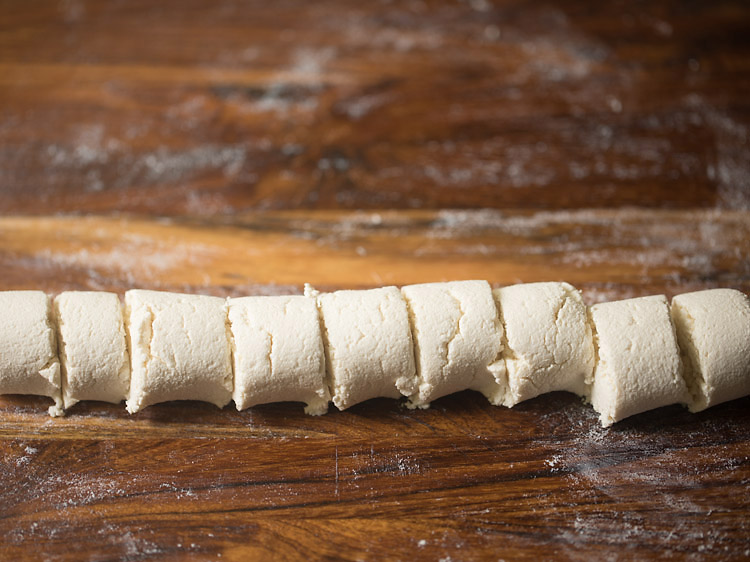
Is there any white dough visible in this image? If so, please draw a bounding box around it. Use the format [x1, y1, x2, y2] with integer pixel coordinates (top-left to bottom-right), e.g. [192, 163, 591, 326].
[495, 282, 595, 407]
[316, 286, 417, 410]
[54, 291, 130, 409]
[125, 290, 233, 413]
[0, 291, 62, 416]
[671, 289, 750, 412]
[590, 295, 688, 427]
[228, 295, 329, 415]
[402, 280, 506, 408]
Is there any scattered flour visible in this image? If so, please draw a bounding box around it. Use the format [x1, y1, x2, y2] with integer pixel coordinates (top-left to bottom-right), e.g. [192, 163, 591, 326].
[45, 137, 249, 202]
[538, 408, 749, 556]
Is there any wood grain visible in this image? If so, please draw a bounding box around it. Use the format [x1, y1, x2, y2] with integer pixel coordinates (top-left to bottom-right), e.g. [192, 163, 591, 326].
[2, 1, 750, 560]
[0, 209, 748, 298]
[0, 209, 749, 561]
[1, 394, 749, 561]
[1, 0, 749, 214]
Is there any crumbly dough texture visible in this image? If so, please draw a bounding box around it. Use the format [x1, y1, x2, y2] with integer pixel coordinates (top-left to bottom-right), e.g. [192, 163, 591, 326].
[1, 284, 748, 425]
[55, 291, 130, 409]
[228, 295, 329, 415]
[125, 290, 233, 413]
[495, 282, 595, 407]
[316, 286, 417, 410]
[590, 295, 688, 427]
[0, 291, 62, 416]
[402, 280, 505, 408]
[671, 289, 750, 412]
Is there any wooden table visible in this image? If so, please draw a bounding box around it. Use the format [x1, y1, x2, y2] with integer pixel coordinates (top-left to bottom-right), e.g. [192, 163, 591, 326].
[1, 1, 749, 560]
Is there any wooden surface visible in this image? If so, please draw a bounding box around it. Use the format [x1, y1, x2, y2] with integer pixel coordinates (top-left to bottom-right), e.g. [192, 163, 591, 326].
[2, 0, 750, 214]
[1, 1, 750, 560]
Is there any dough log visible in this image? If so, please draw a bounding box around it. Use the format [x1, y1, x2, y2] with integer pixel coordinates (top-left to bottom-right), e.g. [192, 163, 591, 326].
[0, 284, 748, 427]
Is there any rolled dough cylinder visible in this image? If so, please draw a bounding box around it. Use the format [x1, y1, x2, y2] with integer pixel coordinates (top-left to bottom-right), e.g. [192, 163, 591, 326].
[402, 280, 505, 408]
[316, 286, 417, 410]
[54, 291, 130, 409]
[590, 295, 688, 427]
[0, 291, 62, 416]
[125, 290, 233, 413]
[495, 282, 595, 407]
[671, 289, 750, 412]
[228, 295, 329, 415]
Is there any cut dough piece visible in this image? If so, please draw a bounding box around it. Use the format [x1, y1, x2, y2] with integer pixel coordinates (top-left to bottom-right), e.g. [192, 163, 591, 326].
[54, 291, 130, 409]
[590, 295, 688, 427]
[316, 286, 417, 410]
[228, 295, 329, 415]
[0, 291, 62, 416]
[671, 289, 750, 412]
[125, 290, 233, 413]
[402, 280, 505, 408]
[495, 282, 595, 407]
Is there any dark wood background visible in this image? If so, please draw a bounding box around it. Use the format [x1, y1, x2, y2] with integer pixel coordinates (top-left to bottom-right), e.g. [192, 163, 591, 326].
[1, 1, 749, 560]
